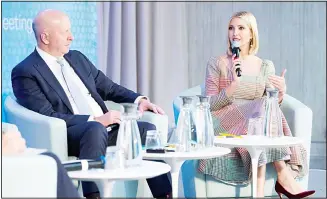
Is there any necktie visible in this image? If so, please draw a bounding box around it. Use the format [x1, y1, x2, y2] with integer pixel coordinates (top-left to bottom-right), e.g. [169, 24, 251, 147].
[57, 58, 94, 115]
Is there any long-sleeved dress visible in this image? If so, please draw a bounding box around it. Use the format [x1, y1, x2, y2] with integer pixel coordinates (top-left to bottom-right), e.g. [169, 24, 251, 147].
[198, 56, 308, 185]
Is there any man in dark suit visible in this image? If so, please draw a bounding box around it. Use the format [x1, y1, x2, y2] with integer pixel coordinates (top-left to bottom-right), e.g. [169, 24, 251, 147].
[11, 9, 171, 199]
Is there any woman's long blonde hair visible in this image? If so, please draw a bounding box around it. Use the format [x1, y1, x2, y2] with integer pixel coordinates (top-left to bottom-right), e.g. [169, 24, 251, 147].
[226, 11, 259, 56]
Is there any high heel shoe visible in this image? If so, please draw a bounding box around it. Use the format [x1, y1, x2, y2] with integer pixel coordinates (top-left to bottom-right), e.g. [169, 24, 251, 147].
[275, 181, 315, 199]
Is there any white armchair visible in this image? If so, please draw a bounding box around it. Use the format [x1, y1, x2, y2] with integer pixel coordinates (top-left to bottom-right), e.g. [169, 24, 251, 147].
[4, 95, 168, 198]
[172, 85, 312, 198]
[2, 122, 57, 198]
[4, 95, 168, 162]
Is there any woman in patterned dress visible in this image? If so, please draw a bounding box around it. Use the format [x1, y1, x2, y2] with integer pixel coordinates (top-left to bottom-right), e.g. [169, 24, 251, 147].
[198, 11, 315, 198]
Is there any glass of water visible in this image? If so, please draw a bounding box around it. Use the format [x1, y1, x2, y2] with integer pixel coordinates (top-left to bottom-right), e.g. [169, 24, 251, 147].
[247, 117, 264, 137]
[145, 130, 162, 150]
[105, 146, 119, 170]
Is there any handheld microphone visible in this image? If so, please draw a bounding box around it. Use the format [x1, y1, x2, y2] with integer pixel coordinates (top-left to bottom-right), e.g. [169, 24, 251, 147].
[106, 123, 119, 132]
[63, 157, 106, 172]
[231, 40, 241, 77]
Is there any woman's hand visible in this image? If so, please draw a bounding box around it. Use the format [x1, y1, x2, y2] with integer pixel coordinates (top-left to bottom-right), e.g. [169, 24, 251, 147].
[268, 69, 287, 103]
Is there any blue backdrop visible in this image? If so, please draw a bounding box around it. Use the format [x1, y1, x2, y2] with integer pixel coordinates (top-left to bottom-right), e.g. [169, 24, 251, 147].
[1, 2, 98, 122]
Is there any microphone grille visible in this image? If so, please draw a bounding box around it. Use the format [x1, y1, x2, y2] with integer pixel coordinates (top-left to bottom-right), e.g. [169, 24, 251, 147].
[231, 40, 240, 48]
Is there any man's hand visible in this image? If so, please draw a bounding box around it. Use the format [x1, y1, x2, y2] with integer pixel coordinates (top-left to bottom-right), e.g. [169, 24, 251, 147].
[138, 99, 165, 115]
[2, 130, 27, 155]
[268, 69, 287, 103]
[94, 110, 121, 127]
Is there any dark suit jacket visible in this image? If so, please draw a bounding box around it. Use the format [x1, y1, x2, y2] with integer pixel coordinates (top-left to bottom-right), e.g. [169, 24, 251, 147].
[11, 49, 140, 127]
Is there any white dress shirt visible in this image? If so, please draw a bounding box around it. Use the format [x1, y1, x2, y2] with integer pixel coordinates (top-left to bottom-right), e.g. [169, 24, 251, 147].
[36, 47, 146, 121]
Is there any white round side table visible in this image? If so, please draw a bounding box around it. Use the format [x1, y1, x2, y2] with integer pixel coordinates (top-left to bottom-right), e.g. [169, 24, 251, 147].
[68, 160, 171, 198]
[143, 147, 231, 198]
[214, 135, 303, 198]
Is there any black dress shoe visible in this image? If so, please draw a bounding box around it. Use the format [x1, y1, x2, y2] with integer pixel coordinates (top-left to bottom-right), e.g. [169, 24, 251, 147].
[156, 192, 172, 199]
[85, 192, 101, 199]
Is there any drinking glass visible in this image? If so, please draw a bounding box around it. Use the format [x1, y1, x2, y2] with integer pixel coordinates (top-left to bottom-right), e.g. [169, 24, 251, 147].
[145, 130, 162, 150]
[104, 146, 119, 170]
[247, 117, 264, 137]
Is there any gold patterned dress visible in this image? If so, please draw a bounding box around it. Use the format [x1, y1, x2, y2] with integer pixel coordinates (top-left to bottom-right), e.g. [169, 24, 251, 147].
[198, 56, 308, 185]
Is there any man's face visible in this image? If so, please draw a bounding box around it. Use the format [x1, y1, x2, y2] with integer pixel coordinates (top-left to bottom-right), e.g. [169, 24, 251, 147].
[48, 16, 73, 57]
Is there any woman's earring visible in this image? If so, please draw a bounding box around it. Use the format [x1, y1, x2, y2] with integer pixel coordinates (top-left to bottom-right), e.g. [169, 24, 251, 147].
[250, 39, 253, 47]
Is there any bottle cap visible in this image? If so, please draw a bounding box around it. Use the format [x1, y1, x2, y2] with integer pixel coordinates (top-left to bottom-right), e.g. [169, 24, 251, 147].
[121, 103, 138, 113]
[179, 96, 193, 105]
[197, 95, 210, 103]
[266, 88, 279, 98]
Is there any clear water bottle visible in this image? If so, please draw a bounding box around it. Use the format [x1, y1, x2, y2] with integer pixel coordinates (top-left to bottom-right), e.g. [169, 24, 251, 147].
[116, 103, 143, 168]
[194, 95, 214, 148]
[175, 96, 198, 152]
[264, 88, 283, 137]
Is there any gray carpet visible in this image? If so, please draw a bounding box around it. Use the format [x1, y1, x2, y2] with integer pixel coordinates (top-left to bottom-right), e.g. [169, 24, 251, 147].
[308, 169, 326, 198]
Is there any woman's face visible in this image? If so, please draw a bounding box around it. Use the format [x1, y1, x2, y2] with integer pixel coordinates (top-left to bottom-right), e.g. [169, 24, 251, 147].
[228, 17, 252, 48]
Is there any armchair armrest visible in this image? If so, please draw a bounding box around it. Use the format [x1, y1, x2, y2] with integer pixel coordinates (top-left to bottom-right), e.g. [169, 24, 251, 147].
[2, 155, 57, 197]
[280, 94, 313, 165]
[4, 96, 68, 161]
[104, 100, 124, 111]
[138, 111, 169, 144]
